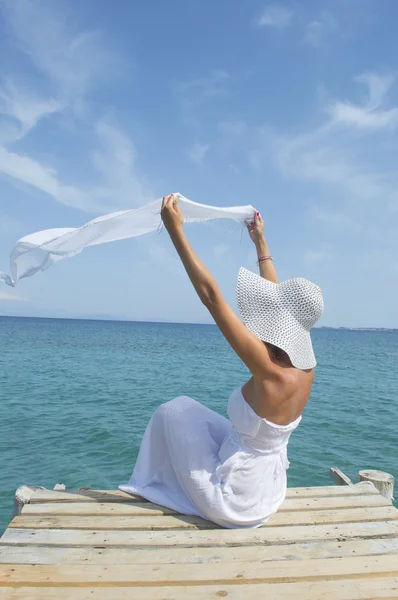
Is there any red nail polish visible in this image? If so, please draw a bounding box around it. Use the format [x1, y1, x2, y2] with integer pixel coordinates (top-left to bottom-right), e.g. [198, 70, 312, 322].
[256, 212, 260, 216]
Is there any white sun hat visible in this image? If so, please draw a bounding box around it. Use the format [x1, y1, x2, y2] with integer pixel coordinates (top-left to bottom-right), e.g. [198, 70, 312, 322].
[236, 267, 324, 370]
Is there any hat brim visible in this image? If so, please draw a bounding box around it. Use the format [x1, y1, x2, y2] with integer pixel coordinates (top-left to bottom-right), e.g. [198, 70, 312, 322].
[236, 267, 317, 370]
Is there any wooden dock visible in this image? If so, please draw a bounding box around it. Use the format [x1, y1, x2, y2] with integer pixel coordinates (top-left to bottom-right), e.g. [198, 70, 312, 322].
[0, 481, 397, 598]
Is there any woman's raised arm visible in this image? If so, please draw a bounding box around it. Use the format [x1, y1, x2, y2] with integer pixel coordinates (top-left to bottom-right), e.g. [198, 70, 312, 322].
[161, 195, 277, 379]
[247, 212, 279, 284]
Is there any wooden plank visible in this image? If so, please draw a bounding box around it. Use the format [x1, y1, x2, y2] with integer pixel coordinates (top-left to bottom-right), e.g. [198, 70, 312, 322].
[3, 521, 398, 547]
[1, 555, 398, 586]
[21, 493, 392, 517]
[11, 506, 398, 531]
[283, 482, 378, 497]
[10, 514, 218, 531]
[22, 501, 178, 516]
[1, 537, 398, 565]
[330, 467, 354, 486]
[0, 578, 398, 599]
[27, 482, 379, 503]
[28, 489, 145, 503]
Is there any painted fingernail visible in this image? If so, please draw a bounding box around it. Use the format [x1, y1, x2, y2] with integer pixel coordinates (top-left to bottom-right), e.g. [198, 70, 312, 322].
[256, 212, 260, 216]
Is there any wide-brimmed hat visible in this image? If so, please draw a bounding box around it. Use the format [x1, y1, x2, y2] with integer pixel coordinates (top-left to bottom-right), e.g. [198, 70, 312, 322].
[236, 267, 324, 370]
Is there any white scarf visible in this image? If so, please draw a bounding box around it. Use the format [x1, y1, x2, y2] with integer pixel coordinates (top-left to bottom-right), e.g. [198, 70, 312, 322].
[0, 193, 256, 287]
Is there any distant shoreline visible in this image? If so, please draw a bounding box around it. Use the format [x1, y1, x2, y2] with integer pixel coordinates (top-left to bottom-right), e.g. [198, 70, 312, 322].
[0, 314, 396, 331]
[315, 326, 398, 332]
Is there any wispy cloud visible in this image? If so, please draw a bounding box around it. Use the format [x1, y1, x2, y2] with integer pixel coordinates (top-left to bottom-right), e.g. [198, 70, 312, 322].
[252, 73, 398, 210]
[176, 70, 230, 112]
[359, 73, 395, 110]
[257, 4, 294, 29]
[304, 11, 338, 47]
[1, 0, 116, 107]
[327, 74, 398, 129]
[309, 205, 360, 232]
[0, 291, 27, 302]
[0, 119, 151, 212]
[249, 71, 398, 257]
[217, 120, 247, 139]
[90, 120, 151, 209]
[189, 142, 210, 166]
[0, 146, 93, 210]
[0, 82, 59, 143]
[0, 0, 151, 213]
[258, 129, 389, 203]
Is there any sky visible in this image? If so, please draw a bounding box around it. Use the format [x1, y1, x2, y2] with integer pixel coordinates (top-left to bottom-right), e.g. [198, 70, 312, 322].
[0, 0, 397, 328]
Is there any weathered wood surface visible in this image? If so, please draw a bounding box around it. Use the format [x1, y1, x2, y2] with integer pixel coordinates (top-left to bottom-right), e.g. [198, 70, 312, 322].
[4, 520, 398, 548]
[359, 470, 395, 502]
[22, 492, 391, 515]
[1, 555, 397, 585]
[2, 537, 398, 565]
[330, 466, 353, 486]
[0, 484, 397, 599]
[0, 579, 398, 600]
[9, 505, 398, 530]
[24, 482, 380, 503]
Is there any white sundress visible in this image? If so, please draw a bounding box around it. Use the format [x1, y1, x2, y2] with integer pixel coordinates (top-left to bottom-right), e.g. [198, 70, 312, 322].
[119, 386, 301, 529]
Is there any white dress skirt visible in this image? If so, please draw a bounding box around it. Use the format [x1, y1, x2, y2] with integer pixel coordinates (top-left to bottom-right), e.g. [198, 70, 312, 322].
[119, 386, 301, 529]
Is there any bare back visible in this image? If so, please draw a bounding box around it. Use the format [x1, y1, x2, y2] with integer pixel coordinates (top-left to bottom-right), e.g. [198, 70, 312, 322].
[242, 366, 314, 426]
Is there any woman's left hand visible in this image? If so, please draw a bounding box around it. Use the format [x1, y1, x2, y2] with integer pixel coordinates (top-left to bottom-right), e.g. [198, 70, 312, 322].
[161, 194, 184, 232]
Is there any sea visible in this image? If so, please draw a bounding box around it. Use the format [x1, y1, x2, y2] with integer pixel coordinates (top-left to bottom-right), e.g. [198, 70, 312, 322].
[0, 316, 397, 532]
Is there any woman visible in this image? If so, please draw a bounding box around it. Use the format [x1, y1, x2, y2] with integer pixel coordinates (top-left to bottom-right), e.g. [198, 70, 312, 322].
[119, 194, 324, 528]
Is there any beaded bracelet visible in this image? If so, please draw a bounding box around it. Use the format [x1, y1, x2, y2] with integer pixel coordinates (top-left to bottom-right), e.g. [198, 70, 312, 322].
[258, 255, 273, 264]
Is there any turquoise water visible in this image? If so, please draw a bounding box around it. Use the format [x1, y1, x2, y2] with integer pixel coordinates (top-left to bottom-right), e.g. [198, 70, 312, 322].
[0, 316, 397, 532]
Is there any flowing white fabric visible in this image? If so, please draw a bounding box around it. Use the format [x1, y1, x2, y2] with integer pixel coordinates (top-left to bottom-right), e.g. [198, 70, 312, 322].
[119, 386, 301, 529]
[0, 193, 256, 287]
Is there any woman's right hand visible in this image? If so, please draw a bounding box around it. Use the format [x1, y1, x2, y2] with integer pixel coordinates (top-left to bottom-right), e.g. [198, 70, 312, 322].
[247, 212, 265, 247]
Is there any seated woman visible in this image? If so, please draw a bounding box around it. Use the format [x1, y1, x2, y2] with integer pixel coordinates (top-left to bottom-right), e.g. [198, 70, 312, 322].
[119, 195, 324, 528]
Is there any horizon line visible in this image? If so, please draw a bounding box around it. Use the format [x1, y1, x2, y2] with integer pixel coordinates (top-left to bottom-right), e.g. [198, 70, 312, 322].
[0, 314, 396, 331]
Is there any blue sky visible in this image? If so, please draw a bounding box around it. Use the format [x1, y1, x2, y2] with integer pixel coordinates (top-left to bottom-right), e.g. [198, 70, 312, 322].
[0, 0, 397, 327]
